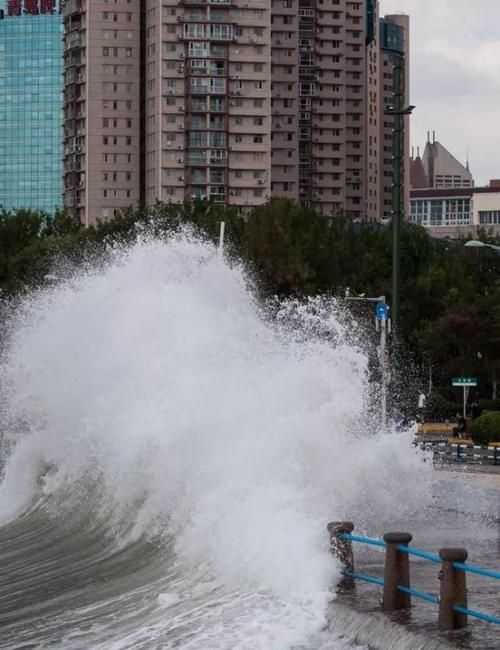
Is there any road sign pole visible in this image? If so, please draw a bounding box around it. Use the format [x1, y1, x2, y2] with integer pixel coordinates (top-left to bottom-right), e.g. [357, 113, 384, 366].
[375, 300, 389, 432]
[381, 315, 387, 431]
[347, 295, 389, 432]
[452, 378, 477, 417]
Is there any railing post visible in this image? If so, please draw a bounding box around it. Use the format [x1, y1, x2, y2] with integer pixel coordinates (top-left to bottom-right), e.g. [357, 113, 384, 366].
[382, 532, 412, 611]
[327, 521, 355, 591]
[438, 548, 468, 631]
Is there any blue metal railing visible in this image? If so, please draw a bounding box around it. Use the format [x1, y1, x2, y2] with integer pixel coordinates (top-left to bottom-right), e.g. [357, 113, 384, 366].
[453, 605, 500, 625]
[397, 545, 441, 563]
[340, 532, 386, 548]
[453, 562, 500, 580]
[397, 584, 439, 604]
[343, 569, 384, 587]
[335, 532, 499, 625]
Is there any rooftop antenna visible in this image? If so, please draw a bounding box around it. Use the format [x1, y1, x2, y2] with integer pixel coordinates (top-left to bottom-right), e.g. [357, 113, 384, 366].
[427, 130, 430, 143]
[432, 130, 436, 144]
[466, 146, 470, 172]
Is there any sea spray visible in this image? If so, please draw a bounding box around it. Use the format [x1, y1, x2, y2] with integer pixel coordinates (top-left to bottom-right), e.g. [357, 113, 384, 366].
[0, 233, 432, 649]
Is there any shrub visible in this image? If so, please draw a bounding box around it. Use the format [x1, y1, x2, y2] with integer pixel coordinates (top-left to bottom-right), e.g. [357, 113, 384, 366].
[426, 392, 462, 421]
[470, 411, 500, 445]
[478, 398, 500, 413]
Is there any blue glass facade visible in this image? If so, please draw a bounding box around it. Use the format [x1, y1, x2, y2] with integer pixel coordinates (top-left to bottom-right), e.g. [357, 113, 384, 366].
[380, 18, 406, 55]
[0, 4, 62, 213]
[365, 0, 377, 45]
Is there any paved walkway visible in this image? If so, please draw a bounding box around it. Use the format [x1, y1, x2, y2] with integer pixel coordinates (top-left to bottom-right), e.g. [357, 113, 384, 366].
[434, 467, 500, 491]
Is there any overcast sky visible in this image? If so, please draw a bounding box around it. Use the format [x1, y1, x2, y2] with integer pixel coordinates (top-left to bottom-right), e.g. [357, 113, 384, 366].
[380, 0, 500, 185]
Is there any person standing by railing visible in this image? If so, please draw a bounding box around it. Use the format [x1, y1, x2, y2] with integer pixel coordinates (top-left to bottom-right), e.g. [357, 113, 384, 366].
[453, 413, 468, 438]
[417, 390, 427, 423]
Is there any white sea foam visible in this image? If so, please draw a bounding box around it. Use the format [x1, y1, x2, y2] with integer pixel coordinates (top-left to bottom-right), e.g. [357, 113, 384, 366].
[0, 233, 432, 649]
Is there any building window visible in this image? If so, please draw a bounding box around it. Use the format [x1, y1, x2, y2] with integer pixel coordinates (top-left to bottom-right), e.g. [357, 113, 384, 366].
[479, 210, 500, 224]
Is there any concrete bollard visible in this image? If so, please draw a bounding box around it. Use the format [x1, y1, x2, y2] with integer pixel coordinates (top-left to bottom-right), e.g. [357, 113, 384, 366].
[438, 548, 468, 631]
[382, 532, 412, 611]
[327, 521, 355, 591]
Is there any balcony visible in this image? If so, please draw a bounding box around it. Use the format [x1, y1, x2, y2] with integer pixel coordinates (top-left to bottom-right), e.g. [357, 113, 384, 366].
[65, 35, 82, 51]
[209, 190, 226, 203]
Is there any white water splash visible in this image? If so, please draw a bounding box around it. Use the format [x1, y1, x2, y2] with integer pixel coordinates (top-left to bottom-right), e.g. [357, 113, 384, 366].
[0, 234, 432, 649]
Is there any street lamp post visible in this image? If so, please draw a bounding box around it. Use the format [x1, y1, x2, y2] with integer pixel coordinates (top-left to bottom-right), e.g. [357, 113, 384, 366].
[384, 55, 415, 334]
[464, 240, 500, 254]
[346, 291, 391, 431]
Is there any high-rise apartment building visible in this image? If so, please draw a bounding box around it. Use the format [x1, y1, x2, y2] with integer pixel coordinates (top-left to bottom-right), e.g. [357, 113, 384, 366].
[144, 1, 272, 208]
[0, 0, 63, 213]
[63, 1, 410, 226]
[63, 0, 142, 225]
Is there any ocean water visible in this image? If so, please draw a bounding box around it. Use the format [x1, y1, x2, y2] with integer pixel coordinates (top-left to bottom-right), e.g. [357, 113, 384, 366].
[0, 234, 490, 650]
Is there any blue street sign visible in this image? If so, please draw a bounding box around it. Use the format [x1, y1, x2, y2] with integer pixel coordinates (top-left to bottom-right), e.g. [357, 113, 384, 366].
[376, 302, 389, 321]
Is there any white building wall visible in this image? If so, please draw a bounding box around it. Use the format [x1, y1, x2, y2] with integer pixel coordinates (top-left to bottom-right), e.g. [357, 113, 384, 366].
[472, 191, 500, 226]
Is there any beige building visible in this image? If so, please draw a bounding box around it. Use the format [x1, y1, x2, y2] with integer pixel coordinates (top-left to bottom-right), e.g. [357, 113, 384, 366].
[143, 1, 273, 208]
[63, 1, 411, 226]
[63, 0, 143, 226]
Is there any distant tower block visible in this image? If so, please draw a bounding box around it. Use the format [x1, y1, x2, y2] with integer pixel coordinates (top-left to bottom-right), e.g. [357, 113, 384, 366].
[421, 135, 474, 189]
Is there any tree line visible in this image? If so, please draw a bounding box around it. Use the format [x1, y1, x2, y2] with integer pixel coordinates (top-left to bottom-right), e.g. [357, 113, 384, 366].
[1, 200, 499, 414]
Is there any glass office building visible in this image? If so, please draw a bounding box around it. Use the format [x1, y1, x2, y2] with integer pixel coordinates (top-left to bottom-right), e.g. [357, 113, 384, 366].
[0, 1, 63, 213]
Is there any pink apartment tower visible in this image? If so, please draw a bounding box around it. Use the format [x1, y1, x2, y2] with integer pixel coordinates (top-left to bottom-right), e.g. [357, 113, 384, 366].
[63, 0, 409, 226]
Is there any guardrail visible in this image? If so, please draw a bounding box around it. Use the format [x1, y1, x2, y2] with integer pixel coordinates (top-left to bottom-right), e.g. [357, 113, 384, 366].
[424, 441, 500, 466]
[327, 522, 500, 632]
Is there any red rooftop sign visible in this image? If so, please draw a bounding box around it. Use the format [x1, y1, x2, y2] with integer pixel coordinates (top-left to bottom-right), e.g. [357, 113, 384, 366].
[7, 0, 58, 15]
